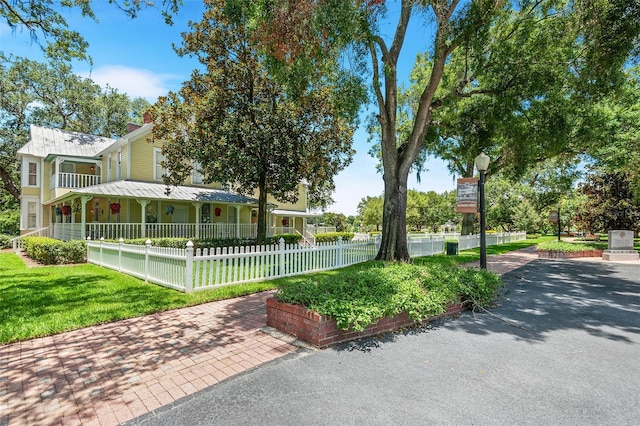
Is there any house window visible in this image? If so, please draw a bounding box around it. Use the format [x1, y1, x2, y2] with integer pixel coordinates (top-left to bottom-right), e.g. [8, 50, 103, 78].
[27, 202, 37, 229]
[28, 162, 37, 186]
[192, 161, 203, 185]
[154, 148, 167, 182]
[116, 150, 122, 180]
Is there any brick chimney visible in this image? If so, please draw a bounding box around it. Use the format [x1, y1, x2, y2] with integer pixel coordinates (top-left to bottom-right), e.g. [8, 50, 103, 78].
[143, 111, 152, 124]
[126, 123, 142, 134]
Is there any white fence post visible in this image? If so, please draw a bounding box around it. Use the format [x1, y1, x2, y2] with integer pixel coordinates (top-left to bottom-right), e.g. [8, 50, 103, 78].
[278, 238, 285, 277]
[185, 240, 194, 293]
[118, 238, 124, 272]
[144, 239, 151, 282]
[337, 236, 343, 268]
[99, 237, 104, 266]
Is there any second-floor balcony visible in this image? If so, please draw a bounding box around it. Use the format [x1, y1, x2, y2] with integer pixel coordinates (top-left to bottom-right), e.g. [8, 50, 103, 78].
[50, 172, 101, 190]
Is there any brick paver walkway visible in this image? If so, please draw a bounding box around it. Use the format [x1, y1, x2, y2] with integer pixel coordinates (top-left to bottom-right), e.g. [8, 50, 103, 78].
[0, 291, 298, 425]
[0, 246, 548, 426]
[462, 245, 539, 274]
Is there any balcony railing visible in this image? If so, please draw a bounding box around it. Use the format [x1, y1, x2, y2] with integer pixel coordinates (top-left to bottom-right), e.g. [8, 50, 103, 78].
[51, 172, 101, 189]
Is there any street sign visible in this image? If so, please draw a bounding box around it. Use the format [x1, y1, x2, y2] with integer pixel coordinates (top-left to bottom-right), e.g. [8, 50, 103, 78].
[456, 178, 478, 213]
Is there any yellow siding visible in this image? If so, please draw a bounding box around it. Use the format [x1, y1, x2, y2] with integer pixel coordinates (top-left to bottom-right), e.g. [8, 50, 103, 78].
[129, 135, 157, 181]
[263, 183, 308, 212]
[22, 187, 40, 197]
[121, 147, 129, 180]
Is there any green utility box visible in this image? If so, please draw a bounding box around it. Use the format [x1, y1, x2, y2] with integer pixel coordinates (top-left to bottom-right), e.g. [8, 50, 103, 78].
[446, 241, 458, 255]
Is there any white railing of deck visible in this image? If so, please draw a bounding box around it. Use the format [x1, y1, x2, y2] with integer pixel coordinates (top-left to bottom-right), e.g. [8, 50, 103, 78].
[51, 172, 101, 189]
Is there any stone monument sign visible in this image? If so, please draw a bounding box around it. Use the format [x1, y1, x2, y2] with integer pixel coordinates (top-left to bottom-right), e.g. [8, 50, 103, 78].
[602, 230, 639, 261]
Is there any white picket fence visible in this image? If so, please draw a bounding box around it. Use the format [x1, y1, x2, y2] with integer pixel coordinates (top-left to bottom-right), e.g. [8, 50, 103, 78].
[86, 232, 524, 293]
[458, 232, 527, 251]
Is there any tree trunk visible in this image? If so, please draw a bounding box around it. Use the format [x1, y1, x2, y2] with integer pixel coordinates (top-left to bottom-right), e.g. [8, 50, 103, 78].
[0, 166, 20, 203]
[461, 213, 475, 235]
[256, 173, 268, 245]
[375, 171, 410, 261]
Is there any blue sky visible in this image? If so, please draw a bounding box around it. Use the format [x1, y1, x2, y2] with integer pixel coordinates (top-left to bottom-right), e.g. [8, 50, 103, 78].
[1, 1, 458, 216]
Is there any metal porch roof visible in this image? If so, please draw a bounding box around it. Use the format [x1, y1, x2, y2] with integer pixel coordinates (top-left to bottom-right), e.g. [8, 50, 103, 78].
[47, 180, 261, 205]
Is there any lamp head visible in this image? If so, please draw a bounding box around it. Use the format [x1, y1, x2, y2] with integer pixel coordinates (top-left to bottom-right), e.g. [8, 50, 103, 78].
[475, 152, 490, 172]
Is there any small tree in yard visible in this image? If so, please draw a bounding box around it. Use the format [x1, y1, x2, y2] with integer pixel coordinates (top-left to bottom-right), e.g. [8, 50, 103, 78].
[512, 198, 538, 234]
[151, 0, 360, 244]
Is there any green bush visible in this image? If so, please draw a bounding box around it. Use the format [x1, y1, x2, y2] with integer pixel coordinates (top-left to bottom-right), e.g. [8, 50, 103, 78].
[536, 241, 607, 252]
[22, 237, 86, 265]
[269, 234, 302, 245]
[275, 262, 502, 331]
[526, 233, 541, 239]
[0, 234, 12, 249]
[0, 209, 19, 235]
[315, 232, 355, 243]
[114, 237, 259, 250]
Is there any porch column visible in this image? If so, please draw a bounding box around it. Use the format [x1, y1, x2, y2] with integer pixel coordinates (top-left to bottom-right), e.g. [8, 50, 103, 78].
[137, 199, 151, 238]
[55, 157, 62, 188]
[234, 205, 242, 238]
[192, 201, 202, 239]
[80, 195, 92, 240]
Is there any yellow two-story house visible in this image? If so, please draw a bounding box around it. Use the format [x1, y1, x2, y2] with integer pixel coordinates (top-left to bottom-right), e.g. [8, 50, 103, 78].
[17, 119, 319, 241]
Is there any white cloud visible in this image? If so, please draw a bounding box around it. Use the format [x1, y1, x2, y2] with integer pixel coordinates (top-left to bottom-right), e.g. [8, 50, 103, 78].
[80, 65, 175, 101]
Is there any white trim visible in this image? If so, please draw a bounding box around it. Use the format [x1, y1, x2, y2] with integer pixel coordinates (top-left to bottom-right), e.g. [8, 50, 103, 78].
[116, 149, 122, 180]
[21, 195, 40, 231]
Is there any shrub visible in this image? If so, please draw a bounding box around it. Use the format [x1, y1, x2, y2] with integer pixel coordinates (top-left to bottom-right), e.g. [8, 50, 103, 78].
[275, 262, 502, 331]
[269, 234, 302, 245]
[536, 241, 607, 252]
[315, 232, 355, 243]
[22, 237, 86, 265]
[0, 234, 12, 249]
[115, 237, 259, 250]
[526, 233, 541, 239]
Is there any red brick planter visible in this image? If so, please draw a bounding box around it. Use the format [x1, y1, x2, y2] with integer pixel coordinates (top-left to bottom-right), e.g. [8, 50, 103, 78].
[266, 298, 467, 348]
[537, 249, 603, 259]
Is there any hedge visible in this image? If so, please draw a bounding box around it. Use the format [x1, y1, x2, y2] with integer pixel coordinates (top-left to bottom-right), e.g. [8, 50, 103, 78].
[269, 233, 302, 245]
[22, 237, 86, 265]
[315, 232, 355, 243]
[0, 234, 11, 250]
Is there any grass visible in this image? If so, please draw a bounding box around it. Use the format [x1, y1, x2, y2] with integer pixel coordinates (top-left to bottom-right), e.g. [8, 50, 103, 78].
[0, 234, 551, 344]
[0, 252, 277, 344]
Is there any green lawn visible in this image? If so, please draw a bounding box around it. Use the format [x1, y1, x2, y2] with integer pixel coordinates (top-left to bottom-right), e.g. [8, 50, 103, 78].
[0, 252, 277, 344]
[0, 235, 551, 345]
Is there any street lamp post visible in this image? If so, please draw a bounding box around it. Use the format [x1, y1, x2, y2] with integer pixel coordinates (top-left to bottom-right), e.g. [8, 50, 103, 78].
[475, 153, 490, 270]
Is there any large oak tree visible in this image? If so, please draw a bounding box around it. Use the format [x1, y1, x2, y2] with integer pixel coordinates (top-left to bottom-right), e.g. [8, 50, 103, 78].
[150, 0, 361, 244]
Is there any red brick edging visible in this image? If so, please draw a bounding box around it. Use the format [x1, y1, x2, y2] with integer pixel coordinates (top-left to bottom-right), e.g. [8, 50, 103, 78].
[537, 249, 603, 259]
[266, 298, 466, 348]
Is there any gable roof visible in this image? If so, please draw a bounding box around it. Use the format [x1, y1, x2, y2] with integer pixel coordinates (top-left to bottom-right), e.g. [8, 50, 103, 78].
[48, 180, 262, 206]
[17, 125, 117, 159]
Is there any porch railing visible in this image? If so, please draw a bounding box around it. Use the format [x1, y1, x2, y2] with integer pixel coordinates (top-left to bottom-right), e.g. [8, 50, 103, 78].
[55, 222, 260, 241]
[50, 172, 101, 189]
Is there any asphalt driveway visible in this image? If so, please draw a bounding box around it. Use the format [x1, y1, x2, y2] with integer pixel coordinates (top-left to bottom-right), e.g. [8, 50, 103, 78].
[129, 259, 640, 426]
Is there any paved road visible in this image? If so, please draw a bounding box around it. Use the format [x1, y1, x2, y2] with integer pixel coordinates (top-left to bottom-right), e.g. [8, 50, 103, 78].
[128, 259, 640, 426]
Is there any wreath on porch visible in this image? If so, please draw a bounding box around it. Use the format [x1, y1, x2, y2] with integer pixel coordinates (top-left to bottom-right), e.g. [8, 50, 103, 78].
[165, 205, 175, 216]
[61, 205, 72, 216]
[109, 203, 121, 214]
[214, 207, 221, 217]
[55, 206, 62, 216]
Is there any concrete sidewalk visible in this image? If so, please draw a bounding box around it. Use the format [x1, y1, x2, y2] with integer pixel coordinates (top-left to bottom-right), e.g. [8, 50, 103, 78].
[0, 246, 552, 425]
